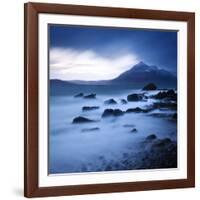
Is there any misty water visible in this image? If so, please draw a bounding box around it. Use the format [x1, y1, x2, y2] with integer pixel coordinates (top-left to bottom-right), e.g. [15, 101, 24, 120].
[49, 89, 177, 174]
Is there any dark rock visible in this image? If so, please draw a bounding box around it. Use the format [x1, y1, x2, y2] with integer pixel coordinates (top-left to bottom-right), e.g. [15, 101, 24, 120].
[104, 98, 117, 104]
[84, 93, 96, 99]
[153, 90, 177, 100]
[72, 116, 96, 123]
[126, 107, 151, 113]
[102, 109, 124, 117]
[121, 99, 127, 104]
[143, 83, 157, 90]
[74, 93, 84, 97]
[131, 128, 138, 133]
[82, 106, 99, 111]
[146, 134, 157, 140]
[127, 93, 143, 101]
[81, 127, 100, 132]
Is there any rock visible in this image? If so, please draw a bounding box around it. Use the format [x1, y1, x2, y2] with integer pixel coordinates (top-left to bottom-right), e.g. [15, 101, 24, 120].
[146, 134, 157, 140]
[74, 93, 84, 97]
[123, 124, 135, 128]
[81, 127, 100, 132]
[131, 128, 138, 133]
[121, 99, 127, 104]
[127, 93, 143, 101]
[102, 109, 124, 117]
[143, 83, 157, 90]
[72, 116, 96, 123]
[82, 106, 99, 111]
[84, 93, 96, 99]
[153, 90, 177, 100]
[126, 107, 150, 113]
[104, 98, 117, 104]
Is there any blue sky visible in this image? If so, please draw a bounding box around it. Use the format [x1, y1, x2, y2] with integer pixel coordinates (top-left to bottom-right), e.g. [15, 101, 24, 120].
[49, 25, 177, 81]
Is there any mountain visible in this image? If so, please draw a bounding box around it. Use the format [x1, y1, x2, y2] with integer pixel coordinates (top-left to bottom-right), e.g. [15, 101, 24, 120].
[111, 61, 177, 87]
[50, 62, 177, 95]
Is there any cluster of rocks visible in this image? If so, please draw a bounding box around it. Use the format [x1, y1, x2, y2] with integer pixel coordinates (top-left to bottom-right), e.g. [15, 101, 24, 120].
[72, 83, 177, 132]
[74, 93, 96, 99]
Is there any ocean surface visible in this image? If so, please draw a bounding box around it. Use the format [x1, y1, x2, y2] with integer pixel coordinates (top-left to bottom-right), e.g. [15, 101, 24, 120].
[49, 89, 177, 174]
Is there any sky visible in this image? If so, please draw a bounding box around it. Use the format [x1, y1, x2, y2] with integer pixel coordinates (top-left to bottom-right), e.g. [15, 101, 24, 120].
[49, 25, 177, 81]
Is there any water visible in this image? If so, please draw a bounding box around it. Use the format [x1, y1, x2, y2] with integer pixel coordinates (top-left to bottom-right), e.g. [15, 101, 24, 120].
[49, 89, 177, 174]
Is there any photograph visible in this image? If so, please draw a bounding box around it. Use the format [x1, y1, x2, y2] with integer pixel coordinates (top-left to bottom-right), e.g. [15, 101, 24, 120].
[49, 25, 178, 174]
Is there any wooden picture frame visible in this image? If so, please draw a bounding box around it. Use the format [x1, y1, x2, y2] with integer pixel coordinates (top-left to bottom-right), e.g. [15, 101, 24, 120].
[24, 2, 195, 198]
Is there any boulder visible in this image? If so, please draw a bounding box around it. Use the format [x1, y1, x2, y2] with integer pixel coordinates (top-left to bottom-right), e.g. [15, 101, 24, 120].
[153, 102, 177, 109]
[143, 83, 157, 91]
[102, 109, 124, 117]
[104, 98, 117, 105]
[127, 93, 143, 101]
[82, 106, 99, 111]
[74, 93, 84, 97]
[72, 116, 96, 123]
[84, 93, 96, 99]
[152, 138, 172, 148]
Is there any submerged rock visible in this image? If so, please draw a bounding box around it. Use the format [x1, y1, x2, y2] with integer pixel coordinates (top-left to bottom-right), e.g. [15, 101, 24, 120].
[102, 109, 124, 117]
[82, 106, 99, 111]
[104, 99, 117, 105]
[74, 93, 84, 97]
[81, 127, 100, 132]
[127, 93, 143, 101]
[72, 116, 96, 123]
[121, 99, 127, 104]
[143, 83, 157, 91]
[84, 93, 96, 99]
[152, 138, 172, 148]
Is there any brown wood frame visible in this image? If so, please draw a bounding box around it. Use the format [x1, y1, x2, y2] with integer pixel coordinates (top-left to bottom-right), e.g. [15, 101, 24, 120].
[24, 2, 195, 198]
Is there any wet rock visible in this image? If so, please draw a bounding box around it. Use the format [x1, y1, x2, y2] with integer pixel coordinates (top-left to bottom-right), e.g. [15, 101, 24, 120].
[146, 134, 157, 140]
[102, 109, 124, 117]
[74, 93, 84, 97]
[84, 93, 96, 99]
[121, 99, 127, 104]
[143, 83, 157, 91]
[82, 106, 99, 111]
[130, 128, 138, 133]
[153, 90, 177, 100]
[127, 93, 143, 101]
[126, 107, 151, 113]
[81, 127, 100, 132]
[72, 116, 96, 123]
[104, 98, 117, 105]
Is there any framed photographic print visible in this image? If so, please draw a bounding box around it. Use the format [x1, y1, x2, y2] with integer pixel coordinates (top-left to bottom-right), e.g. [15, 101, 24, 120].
[24, 2, 195, 197]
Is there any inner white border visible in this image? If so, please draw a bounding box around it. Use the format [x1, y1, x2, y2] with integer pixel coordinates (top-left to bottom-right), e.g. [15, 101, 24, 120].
[38, 14, 187, 187]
